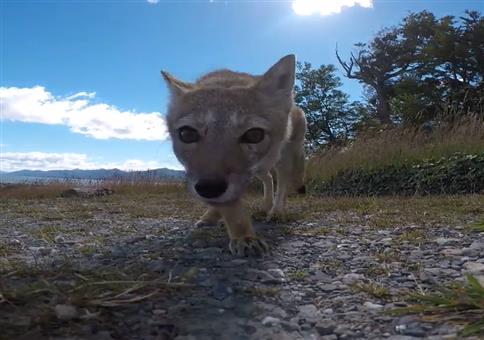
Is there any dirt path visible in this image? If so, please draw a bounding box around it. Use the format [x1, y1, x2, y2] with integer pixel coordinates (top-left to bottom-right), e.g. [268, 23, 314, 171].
[1, 191, 483, 339]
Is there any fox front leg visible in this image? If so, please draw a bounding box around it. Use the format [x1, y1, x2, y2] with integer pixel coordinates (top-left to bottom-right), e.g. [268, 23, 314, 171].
[256, 171, 274, 213]
[218, 200, 269, 256]
[195, 206, 222, 228]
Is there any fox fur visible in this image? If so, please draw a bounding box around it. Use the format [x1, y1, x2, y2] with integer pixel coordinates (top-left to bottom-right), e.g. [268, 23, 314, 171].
[161, 54, 306, 256]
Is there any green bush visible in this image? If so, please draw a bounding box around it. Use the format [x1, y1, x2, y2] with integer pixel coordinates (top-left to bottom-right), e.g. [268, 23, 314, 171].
[313, 153, 484, 196]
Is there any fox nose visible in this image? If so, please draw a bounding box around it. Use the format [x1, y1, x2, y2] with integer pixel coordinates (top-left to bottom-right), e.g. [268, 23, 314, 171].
[195, 177, 228, 199]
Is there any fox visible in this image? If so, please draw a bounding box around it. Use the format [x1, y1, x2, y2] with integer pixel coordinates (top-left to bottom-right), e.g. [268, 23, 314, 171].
[161, 54, 307, 256]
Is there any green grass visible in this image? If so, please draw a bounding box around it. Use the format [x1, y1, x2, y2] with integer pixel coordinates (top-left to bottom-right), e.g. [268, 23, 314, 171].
[468, 221, 484, 233]
[351, 282, 391, 300]
[289, 269, 310, 281]
[389, 274, 484, 337]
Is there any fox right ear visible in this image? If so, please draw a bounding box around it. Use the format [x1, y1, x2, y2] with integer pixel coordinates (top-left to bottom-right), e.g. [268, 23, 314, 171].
[161, 71, 194, 96]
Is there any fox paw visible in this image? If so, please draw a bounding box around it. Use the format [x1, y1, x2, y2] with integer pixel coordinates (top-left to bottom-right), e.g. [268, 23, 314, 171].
[195, 219, 224, 228]
[229, 237, 270, 257]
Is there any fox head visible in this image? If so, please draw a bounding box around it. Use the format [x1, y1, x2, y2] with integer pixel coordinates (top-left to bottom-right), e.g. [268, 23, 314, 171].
[162, 55, 295, 205]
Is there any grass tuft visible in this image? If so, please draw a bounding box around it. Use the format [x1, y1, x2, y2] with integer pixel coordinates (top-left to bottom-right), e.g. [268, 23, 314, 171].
[389, 274, 484, 337]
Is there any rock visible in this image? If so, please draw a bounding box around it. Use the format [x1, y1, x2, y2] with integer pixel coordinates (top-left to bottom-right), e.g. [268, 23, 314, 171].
[363, 301, 384, 309]
[267, 268, 285, 279]
[261, 316, 281, 327]
[318, 283, 338, 292]
[110, 246, 127, 258]
[320, 335, 338, 340]
[434, 237, 459, 246]
[297, 304, 320, 323]
[316, 321, 336, 335]
[211, 281, 233, 300]
[54, 235, 65, 243]
[29, 246, 53, 256]
[441, 248, 463, 257]
[342, 273, 365, 284]
[61, 187, 114, 198]
[9, 239, 21, 246]
[322, 308, 334, 314]
[463, 261, 484, 274]
[246, 269, 283, 284]
[55, 304, 78, 320]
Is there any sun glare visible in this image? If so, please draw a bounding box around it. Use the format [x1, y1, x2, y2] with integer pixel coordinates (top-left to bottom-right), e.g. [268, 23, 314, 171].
[292, 0, 373, 16]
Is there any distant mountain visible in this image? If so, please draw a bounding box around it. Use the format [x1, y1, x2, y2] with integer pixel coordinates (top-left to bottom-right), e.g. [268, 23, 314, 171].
[0, 168, 185, 182]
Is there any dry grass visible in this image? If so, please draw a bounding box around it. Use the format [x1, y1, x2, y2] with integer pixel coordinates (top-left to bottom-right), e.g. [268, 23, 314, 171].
[0, 181, 186, 200]
[306, 114, 484, 184]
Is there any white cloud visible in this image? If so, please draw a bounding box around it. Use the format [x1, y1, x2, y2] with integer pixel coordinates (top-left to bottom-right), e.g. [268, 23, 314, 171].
[0, 86, 168, 141]
[292, 0, 373, 16]
[147, 0, 159, 4]
[0, 152, 182, 172]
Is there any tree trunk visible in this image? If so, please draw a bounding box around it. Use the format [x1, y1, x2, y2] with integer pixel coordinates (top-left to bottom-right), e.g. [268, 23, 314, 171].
[375, 86, 392, 125]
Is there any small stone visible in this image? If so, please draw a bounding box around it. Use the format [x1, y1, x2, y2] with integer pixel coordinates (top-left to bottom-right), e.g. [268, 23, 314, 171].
[152, 309, 166, 315]
[54, 235, 65, 243]
[434, 237, 459, 246]
[475, 275, 484, 286]
[37, 247, 53, 256]
[441, 248, 463, 257]
[316, 321, 336, 335]
[262, 316, 281, 327]
[211, 281, 233, 300]
[267, 268, 285, 279]
[320, 335, 338, 340]
[462, 247, 480, 257]
[247, 269, 282, 284]
[318, 284, 338, 292]
[463, 261, 484, 274]
[10, 239, 21, 246]
[110, 246, 126, 258]
[342, 273, 364, 284]
[322, 308, 334, 314]
[363, 301, 384, 309]
[231, 259, 248, 265]
[297, 304, 320, 323]
[55, 304, 78, 320]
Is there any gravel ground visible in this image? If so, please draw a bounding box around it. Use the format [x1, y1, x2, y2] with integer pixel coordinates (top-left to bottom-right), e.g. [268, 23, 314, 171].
[0, 191, 483, 339]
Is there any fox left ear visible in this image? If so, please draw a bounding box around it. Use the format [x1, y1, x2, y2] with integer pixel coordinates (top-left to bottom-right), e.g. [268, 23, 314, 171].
[256, 54, 296, 98]
[161, 71, 194, 97]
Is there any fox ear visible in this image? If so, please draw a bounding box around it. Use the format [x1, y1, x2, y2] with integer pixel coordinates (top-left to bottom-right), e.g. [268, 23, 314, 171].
[161, 71, 194, 96]
[256, 54, 296, 97]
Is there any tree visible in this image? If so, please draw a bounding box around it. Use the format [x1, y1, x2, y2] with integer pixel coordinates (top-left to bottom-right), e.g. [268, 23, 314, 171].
[294, 62, 362, 151]
[336, 25, 417, 125]
[337, 10, 483, 127]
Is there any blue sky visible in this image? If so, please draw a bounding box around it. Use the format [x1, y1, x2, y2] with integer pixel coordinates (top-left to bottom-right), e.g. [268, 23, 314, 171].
[1, 0, 481, 171]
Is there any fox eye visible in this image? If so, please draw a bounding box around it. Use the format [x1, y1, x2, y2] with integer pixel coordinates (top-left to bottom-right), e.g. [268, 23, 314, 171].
[240, 128, 265, 144]
[178, 126, 200, 144]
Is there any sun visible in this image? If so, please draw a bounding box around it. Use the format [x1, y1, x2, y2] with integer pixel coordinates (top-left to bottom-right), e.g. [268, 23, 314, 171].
[292, 0, 374, 16]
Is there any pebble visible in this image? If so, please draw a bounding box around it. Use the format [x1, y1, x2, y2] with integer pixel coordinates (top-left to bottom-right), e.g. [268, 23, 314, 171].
[463, 261, 484, 274]
[267, 268, 285, 279]
[342, 273, 365, 284]
[55, 304, 78, 320]
[54, 235, 65, 243]
[363, 301, 384, 309]
[315, 321, 336, 335]
[261, 316, 281, 327]
[247, 269, 282, 284]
